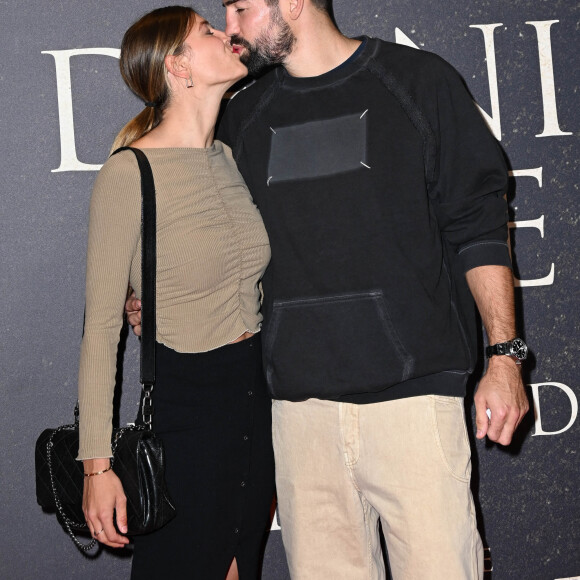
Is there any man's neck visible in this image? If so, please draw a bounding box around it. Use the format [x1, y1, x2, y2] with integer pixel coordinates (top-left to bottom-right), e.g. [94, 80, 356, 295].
[283, 24, 362, 78]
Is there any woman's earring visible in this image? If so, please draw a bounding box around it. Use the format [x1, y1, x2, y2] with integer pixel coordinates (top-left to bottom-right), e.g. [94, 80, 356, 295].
[186, 74, 194, 88]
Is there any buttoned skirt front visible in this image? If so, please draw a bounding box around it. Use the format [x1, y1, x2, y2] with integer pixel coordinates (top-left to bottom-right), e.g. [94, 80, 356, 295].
[131, 334, 275, 579]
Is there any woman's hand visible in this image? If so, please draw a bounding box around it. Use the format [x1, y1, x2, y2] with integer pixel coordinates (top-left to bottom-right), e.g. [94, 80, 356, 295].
[82, 459, 130, 548]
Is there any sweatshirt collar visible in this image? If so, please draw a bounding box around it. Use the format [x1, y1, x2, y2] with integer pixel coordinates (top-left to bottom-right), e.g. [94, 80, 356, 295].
[276, 36, 374, 90]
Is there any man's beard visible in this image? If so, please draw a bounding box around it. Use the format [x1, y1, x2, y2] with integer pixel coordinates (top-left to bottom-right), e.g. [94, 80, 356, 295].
[231, 8, 296, 76]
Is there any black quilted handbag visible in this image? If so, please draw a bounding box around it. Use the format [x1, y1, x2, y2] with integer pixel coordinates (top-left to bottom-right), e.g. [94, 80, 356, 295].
[35, 147, 176, 552]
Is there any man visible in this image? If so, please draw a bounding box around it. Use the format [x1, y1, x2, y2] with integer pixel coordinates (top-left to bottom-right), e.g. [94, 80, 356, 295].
[128, 0, 528, 577]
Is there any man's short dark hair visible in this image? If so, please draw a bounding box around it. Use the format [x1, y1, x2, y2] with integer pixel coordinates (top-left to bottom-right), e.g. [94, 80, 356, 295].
[265, 0, 332, 15]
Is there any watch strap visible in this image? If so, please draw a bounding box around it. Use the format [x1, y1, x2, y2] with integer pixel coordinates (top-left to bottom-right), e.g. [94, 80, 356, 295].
[486, 342, 511, 358]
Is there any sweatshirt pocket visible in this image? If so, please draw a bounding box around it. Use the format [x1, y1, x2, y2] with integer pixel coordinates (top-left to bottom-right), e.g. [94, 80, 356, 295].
[263, 290, 414, 400]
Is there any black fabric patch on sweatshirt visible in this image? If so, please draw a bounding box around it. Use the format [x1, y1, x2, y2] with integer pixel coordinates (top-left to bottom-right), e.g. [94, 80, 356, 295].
[267, 112, 368, 184]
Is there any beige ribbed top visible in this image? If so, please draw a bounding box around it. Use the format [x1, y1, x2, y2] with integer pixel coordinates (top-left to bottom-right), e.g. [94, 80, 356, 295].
[77, 142, 270, 459]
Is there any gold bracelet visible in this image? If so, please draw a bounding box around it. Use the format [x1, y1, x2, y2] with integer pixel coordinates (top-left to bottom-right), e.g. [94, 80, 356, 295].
[84, 465, 112, 478]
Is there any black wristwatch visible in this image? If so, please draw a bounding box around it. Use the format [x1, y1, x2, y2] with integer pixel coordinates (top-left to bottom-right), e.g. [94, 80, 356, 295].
[485, 338, 528, 364]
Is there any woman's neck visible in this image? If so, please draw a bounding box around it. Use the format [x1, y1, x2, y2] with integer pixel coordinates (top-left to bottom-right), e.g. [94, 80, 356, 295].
[135, 87, 224, 149]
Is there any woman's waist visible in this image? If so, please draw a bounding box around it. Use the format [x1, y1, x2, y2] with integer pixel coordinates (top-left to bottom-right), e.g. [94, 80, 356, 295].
[155, 331, 262, 368]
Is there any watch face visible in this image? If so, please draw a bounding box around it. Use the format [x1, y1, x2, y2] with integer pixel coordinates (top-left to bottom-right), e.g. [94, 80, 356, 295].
[511, 338, 528, 360]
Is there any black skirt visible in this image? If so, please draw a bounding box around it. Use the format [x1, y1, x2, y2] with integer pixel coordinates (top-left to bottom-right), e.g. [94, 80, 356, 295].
[131, 334, 275, 580]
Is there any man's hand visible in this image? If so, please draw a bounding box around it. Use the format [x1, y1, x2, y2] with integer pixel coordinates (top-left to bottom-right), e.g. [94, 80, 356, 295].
[125, 291, 142, 337]
[474, 356, 528, 445]
[465, 264, 529, 445]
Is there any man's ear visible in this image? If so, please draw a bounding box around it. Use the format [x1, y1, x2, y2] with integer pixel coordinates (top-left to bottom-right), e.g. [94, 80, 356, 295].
[286, 0, 304, 21]
[165, 53, 189, 82]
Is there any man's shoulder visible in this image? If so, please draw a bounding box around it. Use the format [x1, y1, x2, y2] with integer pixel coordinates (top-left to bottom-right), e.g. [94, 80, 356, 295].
[368, 37, 457, 81]
[226, 69, 280, 113]
[217, 69, 281, 146]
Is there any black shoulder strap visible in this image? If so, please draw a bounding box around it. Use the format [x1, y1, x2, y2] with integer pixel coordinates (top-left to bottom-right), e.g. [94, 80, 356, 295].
[111, 147, 156, 388]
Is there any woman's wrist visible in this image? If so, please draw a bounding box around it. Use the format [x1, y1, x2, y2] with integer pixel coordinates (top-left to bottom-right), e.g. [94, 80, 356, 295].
[82, 457, 111, 475]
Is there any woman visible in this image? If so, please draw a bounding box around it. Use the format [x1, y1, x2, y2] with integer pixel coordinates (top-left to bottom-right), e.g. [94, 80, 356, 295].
[77, 6, 275, 579]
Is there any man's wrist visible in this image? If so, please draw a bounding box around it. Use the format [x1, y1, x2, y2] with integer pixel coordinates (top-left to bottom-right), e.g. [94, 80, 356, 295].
[487, 354, 522, 370]
[486, 337, 528, 364]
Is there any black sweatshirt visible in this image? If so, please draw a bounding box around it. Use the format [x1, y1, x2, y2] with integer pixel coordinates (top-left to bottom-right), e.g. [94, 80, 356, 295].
[217, 37, 512, 403]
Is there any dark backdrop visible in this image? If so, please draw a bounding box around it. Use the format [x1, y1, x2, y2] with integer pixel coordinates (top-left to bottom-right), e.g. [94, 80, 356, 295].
[1, 0, 578, 578]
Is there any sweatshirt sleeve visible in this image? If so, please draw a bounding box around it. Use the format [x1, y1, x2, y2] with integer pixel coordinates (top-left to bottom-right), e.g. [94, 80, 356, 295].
[426, 58, 512, 273]
[77, 151, 141, 460]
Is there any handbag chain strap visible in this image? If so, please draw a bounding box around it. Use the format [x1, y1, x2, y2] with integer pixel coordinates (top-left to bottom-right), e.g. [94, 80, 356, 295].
[46, 424, 98, 552]
[46, 418, 149, 552]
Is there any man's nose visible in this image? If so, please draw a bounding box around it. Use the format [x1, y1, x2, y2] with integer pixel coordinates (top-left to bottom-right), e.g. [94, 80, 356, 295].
[224, 11, 239, 36]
